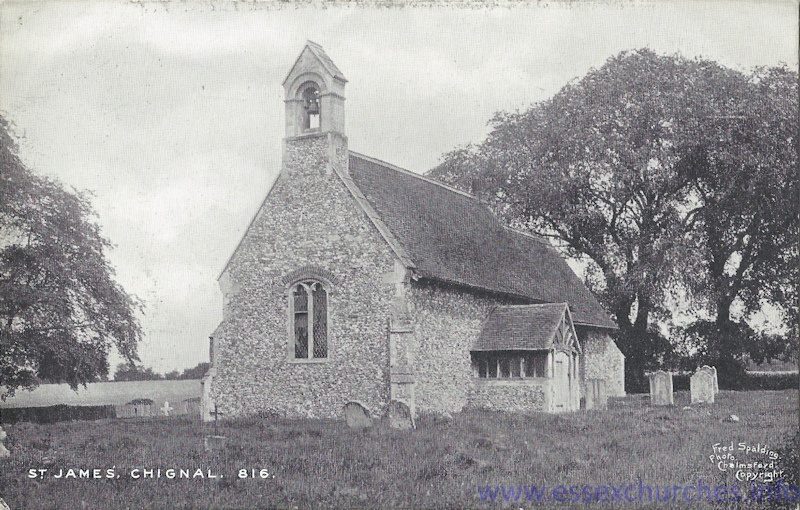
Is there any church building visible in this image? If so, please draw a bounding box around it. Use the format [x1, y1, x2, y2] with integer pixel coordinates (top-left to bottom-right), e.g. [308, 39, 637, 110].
[203, 42, 624, 420]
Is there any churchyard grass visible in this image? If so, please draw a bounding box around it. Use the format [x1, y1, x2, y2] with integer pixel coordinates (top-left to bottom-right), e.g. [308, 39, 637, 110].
[1, 390, 796, 509]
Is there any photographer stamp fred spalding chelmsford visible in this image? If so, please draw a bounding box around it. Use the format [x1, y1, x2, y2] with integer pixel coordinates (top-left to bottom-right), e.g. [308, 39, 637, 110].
[710, 442, 784, 483]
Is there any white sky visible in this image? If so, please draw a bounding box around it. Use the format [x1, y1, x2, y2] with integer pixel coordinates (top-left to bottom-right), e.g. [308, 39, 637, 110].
[1, 0, 797, 374]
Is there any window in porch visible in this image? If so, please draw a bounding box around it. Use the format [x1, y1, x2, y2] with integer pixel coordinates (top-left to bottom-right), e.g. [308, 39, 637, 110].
[472, 351, 549, 379]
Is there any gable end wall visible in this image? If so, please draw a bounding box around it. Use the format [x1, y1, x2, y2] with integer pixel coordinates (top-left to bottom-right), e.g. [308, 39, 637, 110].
[211, 135, 397, 418]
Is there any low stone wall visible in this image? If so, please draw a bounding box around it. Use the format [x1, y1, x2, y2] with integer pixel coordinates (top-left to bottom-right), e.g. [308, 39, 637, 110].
[468, 379, 549, 412]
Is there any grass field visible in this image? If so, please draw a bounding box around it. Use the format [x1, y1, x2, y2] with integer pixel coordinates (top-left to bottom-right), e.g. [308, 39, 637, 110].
[1, 390, 797, 509]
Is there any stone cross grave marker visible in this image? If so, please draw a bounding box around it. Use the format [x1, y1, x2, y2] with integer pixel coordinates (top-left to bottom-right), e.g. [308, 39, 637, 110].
[388, 399, 415, 430]
[690, 369, 716, 404]
[204, 403, 227, 452]
[161, 401, 174, 417]
[585, 378, 607, 410]
[210, 403, 224, 436]
[343, 401, 372, 430]
[648, 370, 674, 406]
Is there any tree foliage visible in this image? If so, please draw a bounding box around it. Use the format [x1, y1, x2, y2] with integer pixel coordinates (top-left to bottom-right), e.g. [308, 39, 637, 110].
[0, 115, 141, 397]
[670, 65, 799, 380]
[163, 362, 210, 380]
[178, 361, 210, 380]
[113, 362, 162, 382]
[428, 50, 798, 390]
[115, 361, 210, 381]
[679, 66, 798, 329]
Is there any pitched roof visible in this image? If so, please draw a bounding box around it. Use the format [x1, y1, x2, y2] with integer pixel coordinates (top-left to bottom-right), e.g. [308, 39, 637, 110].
[306, 41, 346, 82]
[347, 152, 617, 329]
[283, 41, 347, 85]
[473, 304, 567, 351]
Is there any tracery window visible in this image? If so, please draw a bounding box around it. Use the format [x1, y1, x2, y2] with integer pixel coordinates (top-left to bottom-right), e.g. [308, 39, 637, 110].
[290, 280, 328, 359]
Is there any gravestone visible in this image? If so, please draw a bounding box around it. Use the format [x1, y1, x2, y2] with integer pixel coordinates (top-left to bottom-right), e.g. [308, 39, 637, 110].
[690, 369, 716, 404]
[585, 379, 607, 410]
[388, 400, 415, 430]
[711, 366, 719, 394]
[161, 401, 174, 417]
[648, 370, 674, 406]
[0, 426, 9, 459]
[343, 401, 372, 430]
[700, 365, 719, 395]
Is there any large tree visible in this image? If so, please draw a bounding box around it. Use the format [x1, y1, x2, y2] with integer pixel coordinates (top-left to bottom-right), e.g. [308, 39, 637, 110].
[0, 115, 142, 397]
[674, 65, 798, 383]
[429, 50, 798, 390]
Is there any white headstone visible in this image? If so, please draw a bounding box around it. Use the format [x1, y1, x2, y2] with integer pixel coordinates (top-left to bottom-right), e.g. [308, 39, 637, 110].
[700, 365, 719, 394]
[712, 367, 719, 394]
[161, 401, 174, 417]
[691, 369, 716, 404]
[343, 401, 372, 430]
[648, 370, 674, 406]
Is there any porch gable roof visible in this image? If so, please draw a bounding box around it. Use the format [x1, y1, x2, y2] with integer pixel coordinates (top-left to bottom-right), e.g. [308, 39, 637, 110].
[473, 303, 570, 352]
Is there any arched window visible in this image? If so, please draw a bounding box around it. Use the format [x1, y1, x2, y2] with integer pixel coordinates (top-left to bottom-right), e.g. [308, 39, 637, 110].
[290, 280, 328, 359]
[301, 85, 321, 131]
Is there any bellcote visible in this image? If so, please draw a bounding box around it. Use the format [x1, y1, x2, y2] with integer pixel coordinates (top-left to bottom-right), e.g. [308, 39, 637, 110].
[283, 42, 347, 139]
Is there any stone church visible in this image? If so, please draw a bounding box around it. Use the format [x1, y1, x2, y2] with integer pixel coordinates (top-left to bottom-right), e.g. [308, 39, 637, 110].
[203, 42, 624, 420]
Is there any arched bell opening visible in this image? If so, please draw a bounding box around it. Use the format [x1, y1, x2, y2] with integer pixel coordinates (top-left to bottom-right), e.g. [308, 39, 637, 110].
[299, 82, 321, 132]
